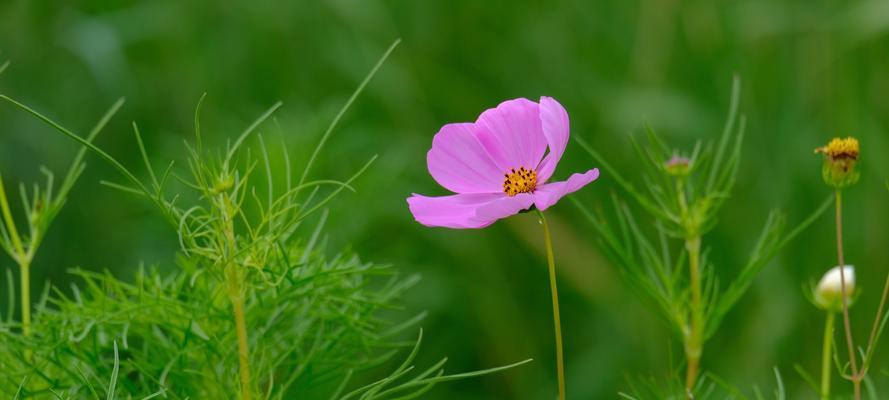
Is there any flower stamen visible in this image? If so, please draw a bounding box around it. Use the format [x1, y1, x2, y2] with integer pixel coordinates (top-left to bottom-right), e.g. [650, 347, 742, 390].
[503, 167, 537, 196]
[815, 137, 859, 160]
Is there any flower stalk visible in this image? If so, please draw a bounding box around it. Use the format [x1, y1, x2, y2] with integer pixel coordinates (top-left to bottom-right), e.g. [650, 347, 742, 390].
[227, 268, 252, 400]
[675, 173, 704, 395]
[684, 236, 702, 395]
[537, 210, 566, 400]
[220, 191, 253, 400]
[860, 271, 889, 377]
[19, 261, 31, 337]
[820, 311, 835, 400]
[815, 137, 889, 399]
[834, 190, 861, 399]
[828, 199, 889, 400]
[0, 174, 33, 361]
[829, 190, 889, 399]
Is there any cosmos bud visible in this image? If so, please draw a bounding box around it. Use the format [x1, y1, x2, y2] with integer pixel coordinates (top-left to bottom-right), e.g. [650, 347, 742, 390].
[814, 265, 855, 312]
[664, 154, 690, 177]
[815, 137, 860, 189]
[210, 173, 235, 195]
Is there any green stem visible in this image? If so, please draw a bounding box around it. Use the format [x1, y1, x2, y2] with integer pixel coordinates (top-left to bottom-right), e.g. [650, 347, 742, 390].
[0, 175, 32, 361]
[20, 261, 30, 337]
[227, 269, 252, 400]
[0, 174, 24, 257]
[860, 271, 889, 375]
[821, 312, 835, 400]
[835, 190, 861, 400]
[537, 210, 566, 400]
[684, 236, 702, 397]
[675, 177, 702, 397]
[220, 193, 252, 400]
[20, 260, 32, 363]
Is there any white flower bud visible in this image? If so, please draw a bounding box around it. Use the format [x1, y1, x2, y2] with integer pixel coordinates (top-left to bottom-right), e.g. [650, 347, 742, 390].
[815, 265, 855, 312]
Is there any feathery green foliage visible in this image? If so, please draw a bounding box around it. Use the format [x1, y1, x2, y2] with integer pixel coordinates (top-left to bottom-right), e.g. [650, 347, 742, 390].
[0, 97, 123, 267]
[618, 368, 787, 400]
[0, 40, 529, 399]
[0, 62, 125, 362]
[572, 77, 831, 393]
[0, 241, 427, 398]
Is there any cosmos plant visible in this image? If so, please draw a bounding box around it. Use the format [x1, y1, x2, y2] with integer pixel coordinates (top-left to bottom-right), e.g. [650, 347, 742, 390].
[809, 136, 889, 400]
[408, 96, 600, 400]
[573, 77, 832, 398]
[0, 41, 531, 399]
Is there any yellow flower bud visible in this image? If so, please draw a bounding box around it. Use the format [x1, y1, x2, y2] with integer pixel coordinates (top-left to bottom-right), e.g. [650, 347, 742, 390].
[815, 137, 860, 189]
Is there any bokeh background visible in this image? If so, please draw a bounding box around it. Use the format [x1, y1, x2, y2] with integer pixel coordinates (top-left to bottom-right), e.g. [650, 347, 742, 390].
[1, 1, 888, 398]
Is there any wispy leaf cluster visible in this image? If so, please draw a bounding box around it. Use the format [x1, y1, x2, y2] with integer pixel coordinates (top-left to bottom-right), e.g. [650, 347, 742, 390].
[0, 98, 123, 269]
[573, 77, 830, 368]
[0, 40, 528, 399]
[0, 232, 422, 399]
[619, 368, 787, 400]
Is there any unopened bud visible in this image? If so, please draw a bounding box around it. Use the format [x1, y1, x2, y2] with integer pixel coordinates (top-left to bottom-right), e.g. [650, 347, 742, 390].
[664, 154, 690, 177]
[814, 265, 855, 312]
[210, 174, 234, 195]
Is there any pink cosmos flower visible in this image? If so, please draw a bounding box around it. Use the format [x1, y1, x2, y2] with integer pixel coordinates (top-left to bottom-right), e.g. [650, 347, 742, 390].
[407, 97, 599, 229]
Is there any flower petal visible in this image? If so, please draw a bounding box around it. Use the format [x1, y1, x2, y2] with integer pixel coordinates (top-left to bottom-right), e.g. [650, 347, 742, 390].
[476, 193, 535, 222]
[532, 168, 599, 211]
[427, 123, 504, 194]
[475, 98, 547, 173]
[407, 192, 533, 229]
[535, 96, 570, 183]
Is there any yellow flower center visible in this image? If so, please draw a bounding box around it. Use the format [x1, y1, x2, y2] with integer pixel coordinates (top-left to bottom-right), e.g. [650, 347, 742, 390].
[503, 167, 537, 196]
[816, 137, 859, 160]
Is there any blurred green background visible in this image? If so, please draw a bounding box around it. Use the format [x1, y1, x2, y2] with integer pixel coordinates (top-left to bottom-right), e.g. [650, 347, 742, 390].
[1, 1, 888, 398]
